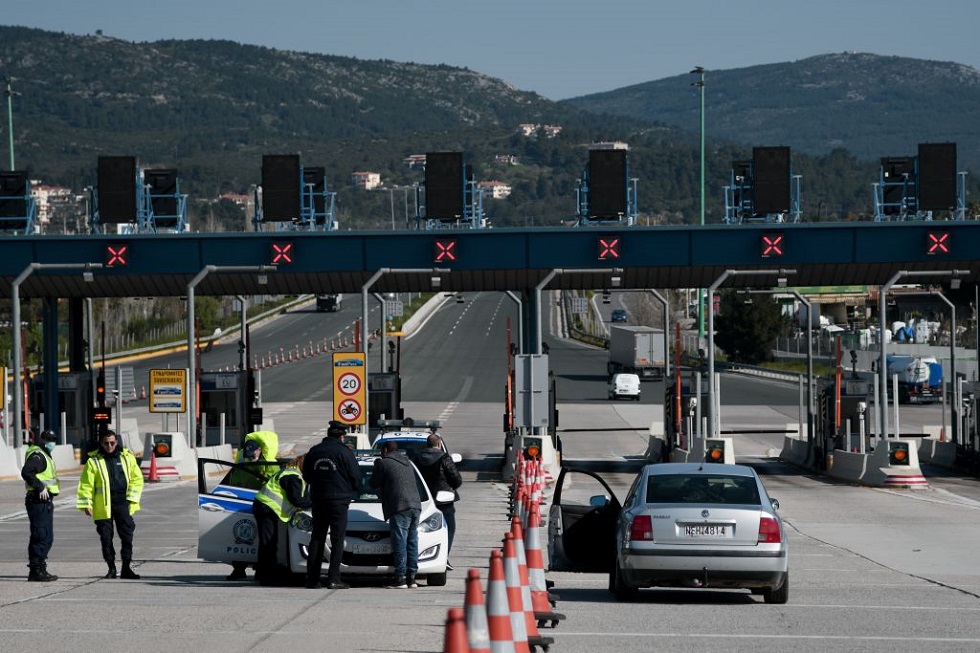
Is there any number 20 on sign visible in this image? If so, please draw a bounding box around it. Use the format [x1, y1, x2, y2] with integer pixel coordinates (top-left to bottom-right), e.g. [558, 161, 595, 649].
[332, 352, 366, 426]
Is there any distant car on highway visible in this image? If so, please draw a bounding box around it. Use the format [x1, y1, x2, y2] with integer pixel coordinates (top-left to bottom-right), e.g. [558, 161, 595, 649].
[610, 308, 628, 323]
[547, 462, 788, 604]
[197, 454, 450, 586]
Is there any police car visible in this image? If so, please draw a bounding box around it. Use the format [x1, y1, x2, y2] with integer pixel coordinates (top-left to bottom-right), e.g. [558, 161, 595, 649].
[196, 453, 450, 586]
[371, 419, 463, 465]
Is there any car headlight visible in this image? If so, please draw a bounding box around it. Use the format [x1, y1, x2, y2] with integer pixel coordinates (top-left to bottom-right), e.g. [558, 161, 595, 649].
[419, 512, 444, 533]
[292, 513, 313, 532]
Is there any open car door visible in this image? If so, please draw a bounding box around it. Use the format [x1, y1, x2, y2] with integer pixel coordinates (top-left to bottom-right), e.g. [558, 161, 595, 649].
[547, 466, 621, 573]
[197, 458, 278, 563]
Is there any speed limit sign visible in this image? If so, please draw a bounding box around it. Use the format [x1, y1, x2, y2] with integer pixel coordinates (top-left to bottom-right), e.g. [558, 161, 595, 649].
[332, 352, 366, 426]
[337, 372, 361, 396]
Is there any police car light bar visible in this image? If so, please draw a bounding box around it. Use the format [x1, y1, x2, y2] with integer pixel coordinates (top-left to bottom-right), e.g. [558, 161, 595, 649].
[377, 419, 442, 431]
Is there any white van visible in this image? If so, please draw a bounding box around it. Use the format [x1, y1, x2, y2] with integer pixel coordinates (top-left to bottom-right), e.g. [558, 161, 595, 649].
[608, 373, 641, 401]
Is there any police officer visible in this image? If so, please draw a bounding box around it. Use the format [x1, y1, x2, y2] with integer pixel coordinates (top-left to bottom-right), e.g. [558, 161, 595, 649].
[76, 430, 144, 579]
[227, 430, 279, 581]
[303, 421, 361, 589]
[253, 454, 311, 586]
[22, 429, 60, 582]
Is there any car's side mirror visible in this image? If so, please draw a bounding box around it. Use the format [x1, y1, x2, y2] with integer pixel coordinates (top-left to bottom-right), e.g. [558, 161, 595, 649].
[589, 494, 609, 508]
[770, 497, 780, 510]
[435, 490, 456, 504]
[450, 453, 463, 464]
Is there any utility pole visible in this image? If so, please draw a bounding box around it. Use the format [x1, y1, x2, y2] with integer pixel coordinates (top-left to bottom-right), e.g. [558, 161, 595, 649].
[690, 67, 706, 344]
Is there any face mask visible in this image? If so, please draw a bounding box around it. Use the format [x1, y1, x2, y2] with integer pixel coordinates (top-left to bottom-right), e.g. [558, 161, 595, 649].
[43, 442, 56, 454]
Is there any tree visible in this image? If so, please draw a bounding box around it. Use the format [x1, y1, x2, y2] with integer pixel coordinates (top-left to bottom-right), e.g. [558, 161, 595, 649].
[714, 291, 791, 364]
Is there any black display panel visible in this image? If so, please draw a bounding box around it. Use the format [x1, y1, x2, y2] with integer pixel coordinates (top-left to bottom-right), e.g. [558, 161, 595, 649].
[98, 156, 137, 223]
[588, 149, 627, 219]
[752, 146, 791, 215]
[262, 154, 301, 221]
[917, 143, 956, 211]
[144, 168, 179, 217]
[425, 152, 464, 221]
[0, 170, 28, 219]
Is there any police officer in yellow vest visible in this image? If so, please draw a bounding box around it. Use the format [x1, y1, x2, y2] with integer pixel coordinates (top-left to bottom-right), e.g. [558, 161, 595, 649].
[21, 430, 60, 582]
[76, 430, 144, 579]
[252, 454, 312, 586]
[227, 430, 280, 581]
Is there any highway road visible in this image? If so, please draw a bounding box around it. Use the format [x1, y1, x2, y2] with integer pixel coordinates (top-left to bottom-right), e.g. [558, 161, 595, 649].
[5, 290, 977, 651]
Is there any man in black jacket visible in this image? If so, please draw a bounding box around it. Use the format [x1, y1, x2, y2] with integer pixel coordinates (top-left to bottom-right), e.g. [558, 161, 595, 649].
[416, 434, 462, 569]
[370, 441, 421, 588]
[302, 421, 361, 589]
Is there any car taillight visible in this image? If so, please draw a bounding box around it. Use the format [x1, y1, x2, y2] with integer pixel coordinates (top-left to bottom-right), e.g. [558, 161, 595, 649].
[758, 515, 781, 543]
[629, 515, 653, 541]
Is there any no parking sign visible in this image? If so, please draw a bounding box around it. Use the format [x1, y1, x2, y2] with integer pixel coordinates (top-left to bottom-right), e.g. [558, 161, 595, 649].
[332, 352, 366, 426]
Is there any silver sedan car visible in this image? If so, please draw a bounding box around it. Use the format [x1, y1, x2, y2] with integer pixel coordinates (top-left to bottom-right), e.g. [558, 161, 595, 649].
[548, 462, 788, 603]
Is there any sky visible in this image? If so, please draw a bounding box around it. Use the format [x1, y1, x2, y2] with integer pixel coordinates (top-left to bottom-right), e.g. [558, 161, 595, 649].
[6, 0, 980, 100]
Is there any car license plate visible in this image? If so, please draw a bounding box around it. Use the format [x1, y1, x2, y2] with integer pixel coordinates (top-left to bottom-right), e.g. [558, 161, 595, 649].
[351, 542, 391, 554]
[682, 524, 730, 538]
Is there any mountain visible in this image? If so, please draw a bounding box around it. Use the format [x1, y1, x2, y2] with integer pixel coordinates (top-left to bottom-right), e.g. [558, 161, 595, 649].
[0, 26, 607, 190]
[564, 52, 980, 171]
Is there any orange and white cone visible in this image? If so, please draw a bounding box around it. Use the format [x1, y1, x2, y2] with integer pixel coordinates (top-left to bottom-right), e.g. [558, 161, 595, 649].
[507, 529, 554, 649]
[443, 607, 471, 653]
[502, 534, 534, 652]
[486, 550, 516, 653]
[464, 569, 490, 653]
[525, 503, 564, 625]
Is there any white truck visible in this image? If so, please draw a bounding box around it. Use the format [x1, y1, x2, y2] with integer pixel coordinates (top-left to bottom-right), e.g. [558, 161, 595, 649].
[606, 325, 666, 381]
[886, 354, 943, 404]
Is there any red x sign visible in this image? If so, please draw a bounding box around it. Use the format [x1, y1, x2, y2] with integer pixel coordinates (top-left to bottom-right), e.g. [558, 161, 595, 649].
[597, 237, 620, 260]
[271, 242, 293, 264]
[434, 239, 456, 263]
[926, 231, 949, 255]
[761, 233, 784, 257]
[105, 244, 128, 267]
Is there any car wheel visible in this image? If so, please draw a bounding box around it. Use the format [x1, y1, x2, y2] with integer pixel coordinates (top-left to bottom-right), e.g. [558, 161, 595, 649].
[426, 571, 447, 587]
[763, 573, 789, 604]
[610, 559, 638, 602]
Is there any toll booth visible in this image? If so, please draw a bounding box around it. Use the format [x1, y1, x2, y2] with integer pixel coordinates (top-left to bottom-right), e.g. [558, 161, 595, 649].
[664, 383, 710, 449]
[199, 370, 256, 446]
[817, 381, 871, 451]
[368, 372, 402, 436]
[30, 371, 94, 447]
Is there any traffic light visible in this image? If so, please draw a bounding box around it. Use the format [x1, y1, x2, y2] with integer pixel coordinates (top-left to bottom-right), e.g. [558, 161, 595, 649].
[434, 238, 457, 263]
[270, 241, 293, 264]
[522, 436, 542, 460]
[889, 441, 910, 466]
[152, 433, 173, 458]
[105, 243, 129, 267]
[926, 231, 949, 255]
[761, 233, 784, 258]
[597, 236, 620, 260]
[96, 372, 106, 407]
[705, 441, 725, 463]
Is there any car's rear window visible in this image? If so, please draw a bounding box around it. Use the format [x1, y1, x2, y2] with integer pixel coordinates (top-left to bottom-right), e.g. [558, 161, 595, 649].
[645, 474, 760, 505]
[352, 465, 430, 504]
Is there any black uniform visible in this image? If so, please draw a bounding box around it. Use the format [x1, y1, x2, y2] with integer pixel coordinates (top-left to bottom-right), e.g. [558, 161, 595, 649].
[302, 434, 361, 588]
[22, 448, 58, 579]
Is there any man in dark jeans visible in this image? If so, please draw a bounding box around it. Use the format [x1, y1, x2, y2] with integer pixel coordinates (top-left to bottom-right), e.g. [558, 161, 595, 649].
[370, 441, 421, 588]
[416, 434, 462, 569]
[302, 421, 360, 589]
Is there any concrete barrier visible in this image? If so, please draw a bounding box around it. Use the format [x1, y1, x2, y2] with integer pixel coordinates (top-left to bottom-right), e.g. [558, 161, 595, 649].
[141, 432, 193, 481]
[670, 437, 734, 464]
[917, 437, 957, 468]
[644, 435, 668, 462]
[779, 435, 809, 467]
[861, 438, 928, 489]
[826, 449, 868, 483]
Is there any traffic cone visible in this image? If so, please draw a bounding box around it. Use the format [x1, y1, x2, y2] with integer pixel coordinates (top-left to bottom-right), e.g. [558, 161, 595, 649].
[147, 451, 160, 483]
[464, 569, 490, 653]
[443, 607, 470, 653]
[502, 535, 532, 653]
[486, 550, 516, 653]
[505, 532, 553, 650]
[525, 503, 564, 626]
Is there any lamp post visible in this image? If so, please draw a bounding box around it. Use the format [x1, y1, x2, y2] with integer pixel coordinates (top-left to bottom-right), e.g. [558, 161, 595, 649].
[4, 76, 17, 170]
[929, 289, 958, 443]
[707, 269, 793, 439]
[12, 262, 102, 446]
[739, 288, 814, 457]
[187, 265, 275, 447]
[877, 270, 964, 440]
[690, 66, 706, 343]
